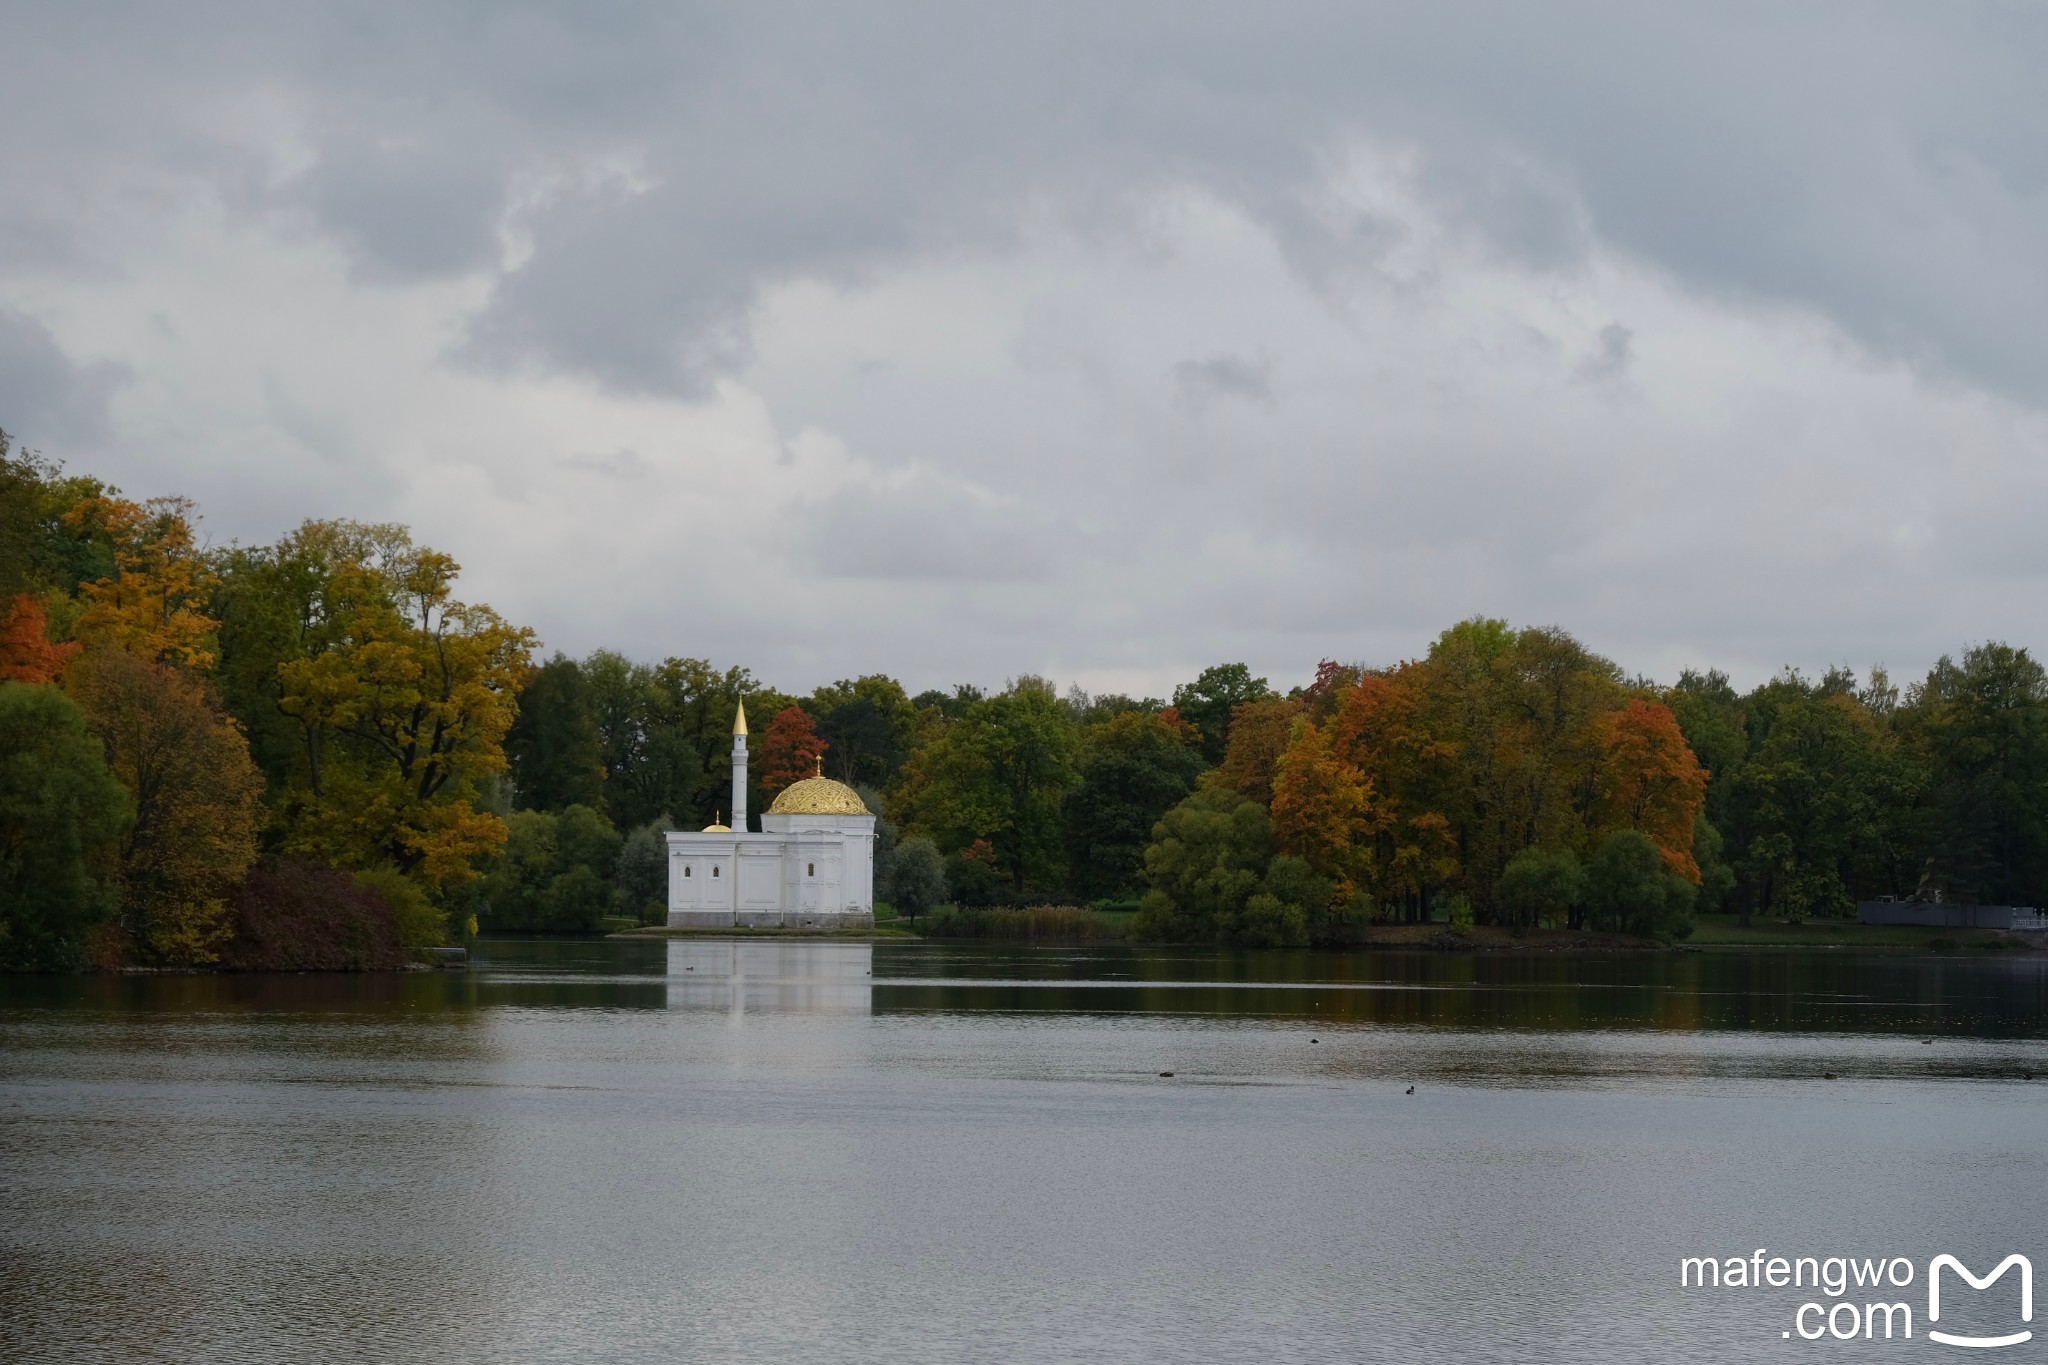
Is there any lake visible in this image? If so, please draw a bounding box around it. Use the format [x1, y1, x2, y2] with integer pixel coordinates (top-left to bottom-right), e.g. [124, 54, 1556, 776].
[5, 939, 2047, 1362]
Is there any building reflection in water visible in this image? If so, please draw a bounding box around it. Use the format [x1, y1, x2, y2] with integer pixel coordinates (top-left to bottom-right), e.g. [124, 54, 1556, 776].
[665, 939, 874, 1016]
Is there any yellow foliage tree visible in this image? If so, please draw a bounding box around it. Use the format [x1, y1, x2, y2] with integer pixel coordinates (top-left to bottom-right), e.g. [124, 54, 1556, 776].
[276, 538, 535, 894]
[66, 647, 264, 965]
[63, 495, 219, 669]
[1269, 717, 1386, 901]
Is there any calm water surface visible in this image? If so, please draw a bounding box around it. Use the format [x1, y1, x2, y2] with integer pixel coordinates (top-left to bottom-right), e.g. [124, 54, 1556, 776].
[5, 940, 2047, 1363]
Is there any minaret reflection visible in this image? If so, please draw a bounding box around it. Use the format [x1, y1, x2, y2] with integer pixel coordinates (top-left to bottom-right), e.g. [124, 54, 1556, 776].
[667, 939, 874, 1016]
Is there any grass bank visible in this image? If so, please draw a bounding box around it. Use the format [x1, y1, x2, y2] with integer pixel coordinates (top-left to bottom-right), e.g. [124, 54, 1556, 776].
[914, 905, 1131, 942]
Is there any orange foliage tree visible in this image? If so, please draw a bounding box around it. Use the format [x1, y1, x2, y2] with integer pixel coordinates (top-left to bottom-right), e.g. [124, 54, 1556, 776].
[1594, 699, 1708, 881]
[1202, 697, 1302, 808]
[1327, 666, 1464, 920]
[1269, 716, 1385, 901]
[758, 705, 828, 796]
[0, 594, 79, 684]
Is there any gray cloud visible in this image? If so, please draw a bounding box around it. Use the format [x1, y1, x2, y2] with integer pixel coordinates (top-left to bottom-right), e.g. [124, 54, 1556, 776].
[798, 475, 1066, 584]
[12, 3, 2044, 404]
[0, 309, 129, 447]
[1575, 324, 1634, 386]
[5, 1, 2048, 696]
[1173, 353, 1274, 412]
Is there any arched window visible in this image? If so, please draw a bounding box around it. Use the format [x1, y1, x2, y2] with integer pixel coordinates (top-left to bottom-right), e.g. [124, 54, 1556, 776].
[684, 866, 692, 878]
[807, 862, 815, 877]
[713, 866, 721, 878]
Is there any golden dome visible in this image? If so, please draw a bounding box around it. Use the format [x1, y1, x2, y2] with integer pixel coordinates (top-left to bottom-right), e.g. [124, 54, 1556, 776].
[767, 771, 870, 816]
[701, 822, 731, 832]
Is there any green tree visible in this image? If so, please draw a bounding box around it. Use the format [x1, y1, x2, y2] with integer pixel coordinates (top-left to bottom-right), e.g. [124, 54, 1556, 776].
[1667, 668, 1749, 834]
[1063, 710, 1206, 900]
[1132, 788, 1273, 943]
[1729, 686, 1916, 919]
[894, 678, 1080, 892]
[505, 653, 606, 811]
[1584, 829, 1694, 939]
[810, 674, 918, 789]
[614, 815, 673, 924]
[0, 682, 130, 969]
[1, 430, 119, 609]
[891, 835, 947, 918]
[1173, 663, 1276, 765]
[1902, 643, 2048, 905]
[583, 653, 767, 830]
[478, 804, 623, 932]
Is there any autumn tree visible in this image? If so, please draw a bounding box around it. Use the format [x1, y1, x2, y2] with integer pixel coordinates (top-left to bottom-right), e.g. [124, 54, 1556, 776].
[758, 704, 829, 795]
[1326, 666, 1461, 921]
[269, 525, 535, 898]
[1202, 697, 1302, 808]
[1593, 699, 1708, 880]
[1269, 715, 1384, 901]
[67, 647, 265, 965]
[64, 494, 219, 668]
[0, 594, 78, 684]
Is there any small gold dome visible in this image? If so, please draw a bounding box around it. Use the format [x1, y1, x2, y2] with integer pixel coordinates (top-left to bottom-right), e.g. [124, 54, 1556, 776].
[767, 773, 870, 817]
[701, 822, 731, 832]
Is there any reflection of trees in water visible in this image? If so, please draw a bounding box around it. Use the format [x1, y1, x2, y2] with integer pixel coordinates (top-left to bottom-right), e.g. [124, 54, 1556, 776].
[869, 945, 2048, 1036]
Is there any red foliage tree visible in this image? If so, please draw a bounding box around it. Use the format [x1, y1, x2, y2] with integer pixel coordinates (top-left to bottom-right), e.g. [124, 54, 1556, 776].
[0, 594, 79, 684]
[757, 705, 828, 796]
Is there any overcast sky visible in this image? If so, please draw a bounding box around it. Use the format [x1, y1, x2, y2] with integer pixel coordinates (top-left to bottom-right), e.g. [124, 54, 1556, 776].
[4, 2, 2045, 698]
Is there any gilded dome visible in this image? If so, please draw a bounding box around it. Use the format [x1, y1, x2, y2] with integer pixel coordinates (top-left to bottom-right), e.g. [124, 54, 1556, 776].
[701, 822, 731, 833]
[767, 774, 870, 817]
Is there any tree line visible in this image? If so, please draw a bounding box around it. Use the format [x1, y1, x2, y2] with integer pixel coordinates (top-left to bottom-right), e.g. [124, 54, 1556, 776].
[4, 432, 2046, 966]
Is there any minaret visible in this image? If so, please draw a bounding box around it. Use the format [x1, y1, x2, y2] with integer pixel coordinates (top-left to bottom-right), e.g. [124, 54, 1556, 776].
[730, 697, 749, 833]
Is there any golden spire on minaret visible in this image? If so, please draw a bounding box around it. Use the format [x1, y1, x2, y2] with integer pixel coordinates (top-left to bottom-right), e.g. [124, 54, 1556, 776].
[732, 697, 748, 736]
[815, 753, 825, 777]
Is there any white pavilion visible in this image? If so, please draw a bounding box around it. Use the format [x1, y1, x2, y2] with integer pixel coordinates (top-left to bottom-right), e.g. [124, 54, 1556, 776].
[664, 700, 877, 929]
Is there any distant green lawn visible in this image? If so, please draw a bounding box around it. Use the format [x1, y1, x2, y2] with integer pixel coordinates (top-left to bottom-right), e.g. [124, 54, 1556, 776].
[1687, 913, 2035, 951]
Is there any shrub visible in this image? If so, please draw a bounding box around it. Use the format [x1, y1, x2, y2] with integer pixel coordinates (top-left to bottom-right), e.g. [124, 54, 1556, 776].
[1498, 847, 1586, 930]
[353, 867, 446, 948]
[219, 860, 408, 971]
